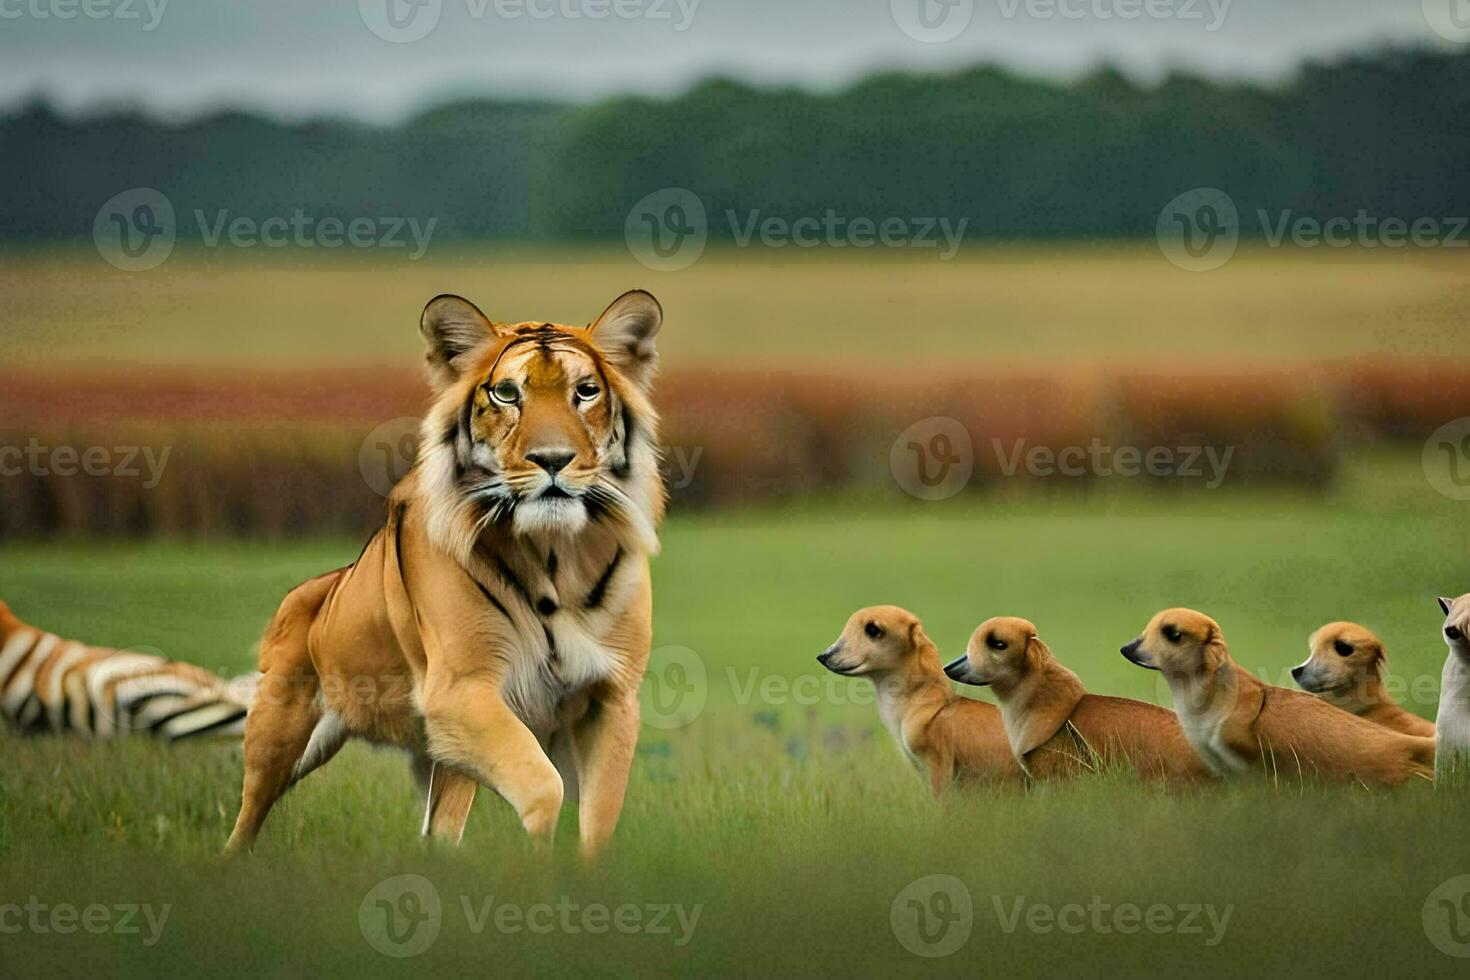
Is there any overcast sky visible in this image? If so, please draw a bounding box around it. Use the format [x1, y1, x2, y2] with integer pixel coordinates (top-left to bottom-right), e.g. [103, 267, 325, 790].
[0, 0, 1457, 122]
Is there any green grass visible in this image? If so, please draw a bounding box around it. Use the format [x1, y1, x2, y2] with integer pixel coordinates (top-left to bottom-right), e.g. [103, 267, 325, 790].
[2, 466, 1470, 975]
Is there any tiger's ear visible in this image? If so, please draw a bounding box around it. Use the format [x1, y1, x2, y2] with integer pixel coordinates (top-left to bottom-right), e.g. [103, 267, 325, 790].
[589, 289, 661, 390]
[420, 295, 504, 392]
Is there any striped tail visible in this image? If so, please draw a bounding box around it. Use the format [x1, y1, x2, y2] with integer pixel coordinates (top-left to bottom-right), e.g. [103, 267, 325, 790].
[0, 599, 252, 742]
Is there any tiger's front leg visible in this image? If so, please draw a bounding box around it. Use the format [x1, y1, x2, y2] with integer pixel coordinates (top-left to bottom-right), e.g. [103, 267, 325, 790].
[421, 666, 563, 843]
[569, 689, 641, 858]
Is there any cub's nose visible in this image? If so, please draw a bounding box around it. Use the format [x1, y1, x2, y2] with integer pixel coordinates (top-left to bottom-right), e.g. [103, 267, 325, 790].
[526, 449, 575, 476]
[1290, 665, 1305, 682]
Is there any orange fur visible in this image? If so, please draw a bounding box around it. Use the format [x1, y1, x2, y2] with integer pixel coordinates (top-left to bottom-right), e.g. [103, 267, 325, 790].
[818, 606, 1018, 797]
[1293, 621, 1435, 738]
[947, 617, 1207, 783]
[226, 291, 666, 857]
[1123, 609, 1435, 786]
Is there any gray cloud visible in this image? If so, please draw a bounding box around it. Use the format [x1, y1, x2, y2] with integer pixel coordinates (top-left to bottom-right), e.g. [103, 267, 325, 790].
[0, 0, 1450, 122]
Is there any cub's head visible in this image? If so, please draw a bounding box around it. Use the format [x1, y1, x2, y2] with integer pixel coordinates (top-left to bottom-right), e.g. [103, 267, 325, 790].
[417, 290, 664, 556]
[1121, 608, 1228, 678]
[943, 616, 1042, 690]
[1439, 595, 1470, 662]
[1293, 622, 1384, 696]
[817, 606, 932, 678]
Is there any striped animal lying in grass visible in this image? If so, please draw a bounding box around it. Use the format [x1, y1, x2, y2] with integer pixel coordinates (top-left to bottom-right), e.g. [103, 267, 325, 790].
[0, 600, 253, 741]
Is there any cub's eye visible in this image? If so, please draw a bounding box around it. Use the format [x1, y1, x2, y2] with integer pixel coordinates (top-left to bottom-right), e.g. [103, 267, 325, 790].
[864, 621, 883, 640]
[1163, 625, 1182, 643]
[1447, 625, 1463, 641]
[490, 380, 520, 405]
[574, 382, 601, 402]
[986, 635, 1007, 651]
[1333, 640, 1353, 657]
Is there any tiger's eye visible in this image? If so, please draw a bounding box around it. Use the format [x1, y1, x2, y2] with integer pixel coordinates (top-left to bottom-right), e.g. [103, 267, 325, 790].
[490, 380, 520, 404]
[575, 382, 601, 401]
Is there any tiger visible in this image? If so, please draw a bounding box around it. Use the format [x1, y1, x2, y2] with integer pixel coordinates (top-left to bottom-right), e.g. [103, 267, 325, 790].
[225, 289, 666, 857]
[0, 599, 253, 740]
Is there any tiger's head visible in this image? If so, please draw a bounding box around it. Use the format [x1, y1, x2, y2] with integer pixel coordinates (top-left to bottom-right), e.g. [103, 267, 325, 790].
[415, 289, 665, 561]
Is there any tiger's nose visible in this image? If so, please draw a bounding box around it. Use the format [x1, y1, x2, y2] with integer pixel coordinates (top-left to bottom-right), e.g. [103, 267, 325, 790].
[527, 448, 575, 476]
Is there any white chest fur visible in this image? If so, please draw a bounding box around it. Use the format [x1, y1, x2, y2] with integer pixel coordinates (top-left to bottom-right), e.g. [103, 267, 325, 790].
[1436, 653, 1470, 779]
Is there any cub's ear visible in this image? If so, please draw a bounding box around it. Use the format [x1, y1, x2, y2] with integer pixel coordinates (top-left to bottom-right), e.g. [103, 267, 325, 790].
[1439, 596, 1455, 616]
[420, 295, 501, 391]
[589, 289, 661, 389]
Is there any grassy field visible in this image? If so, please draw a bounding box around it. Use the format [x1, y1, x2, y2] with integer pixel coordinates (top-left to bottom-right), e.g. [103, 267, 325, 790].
[2, 243, 1468, 370]
[2, 458, 1469, 975]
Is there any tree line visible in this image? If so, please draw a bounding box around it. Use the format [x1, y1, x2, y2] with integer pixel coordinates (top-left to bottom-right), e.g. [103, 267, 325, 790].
[2, 48, 1467, 243]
